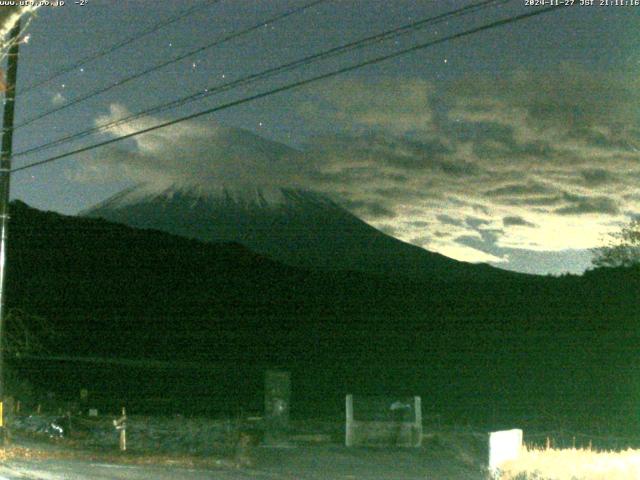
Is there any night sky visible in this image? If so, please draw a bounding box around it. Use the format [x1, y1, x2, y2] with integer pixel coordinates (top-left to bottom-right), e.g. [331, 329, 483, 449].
[5, 0, 639, 275]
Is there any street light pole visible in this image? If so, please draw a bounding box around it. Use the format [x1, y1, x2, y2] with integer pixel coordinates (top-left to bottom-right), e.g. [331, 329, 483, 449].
[0, 19, 21, 441]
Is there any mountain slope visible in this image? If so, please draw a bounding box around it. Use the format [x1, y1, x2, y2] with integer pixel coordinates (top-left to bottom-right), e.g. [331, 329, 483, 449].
[83, 184, 518, 281]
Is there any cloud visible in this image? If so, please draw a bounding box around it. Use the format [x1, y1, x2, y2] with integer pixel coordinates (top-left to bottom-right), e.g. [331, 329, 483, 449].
[484, 182, 554, 198]
[51, 92, 66, 106]
[407, 220, 430, 228]
[438, 243, 507, 265]
[554, 196, 619, 216]
[75, 65, 640, 274]
[465, 217, 491, 229]
[300, 78, 435, 136]
[73, 104, 308, 196]
[436, 214, 462, 226]
[295, 69, 640, 270]
[340, 199, 397, 219]
[445, 66, 640, 151]
[409, 235, 431, 247]
[503, 216, 535, 228]
[377, 224, 399, 237]
[579, 169, 617, 187]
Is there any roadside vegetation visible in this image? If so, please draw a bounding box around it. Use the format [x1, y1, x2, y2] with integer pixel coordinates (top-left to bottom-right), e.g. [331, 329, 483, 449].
[498, 445, 640, 480]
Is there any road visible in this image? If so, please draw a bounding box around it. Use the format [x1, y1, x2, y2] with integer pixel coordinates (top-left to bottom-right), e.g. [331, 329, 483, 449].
[0, 445, 486, 479]
[0, 460, 248, 479]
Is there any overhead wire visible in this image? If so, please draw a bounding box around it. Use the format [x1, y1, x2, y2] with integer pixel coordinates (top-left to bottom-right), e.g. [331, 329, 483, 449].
[13, 0, 328, 131]
[12, 4, 568, 174]
[14, 0, 507, 159]
[19, 0, 221, 95]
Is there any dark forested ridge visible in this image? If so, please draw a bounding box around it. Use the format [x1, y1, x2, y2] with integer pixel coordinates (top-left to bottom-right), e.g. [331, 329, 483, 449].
[5, 200, 640, 428]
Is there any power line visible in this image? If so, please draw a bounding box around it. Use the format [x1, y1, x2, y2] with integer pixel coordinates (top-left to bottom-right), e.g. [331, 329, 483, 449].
[12, 4, 567, 175]
[14, 0, 328, 131]
[15, 0, 507, 159]
[19, 0, 220, 95]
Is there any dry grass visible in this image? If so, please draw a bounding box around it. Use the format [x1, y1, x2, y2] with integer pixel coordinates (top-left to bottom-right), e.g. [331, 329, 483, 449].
[498, 446, 640, 480]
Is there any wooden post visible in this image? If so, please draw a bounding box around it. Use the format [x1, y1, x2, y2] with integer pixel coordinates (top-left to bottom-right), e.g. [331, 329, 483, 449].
[413, 396, 422, 447]
[345, 394, 354, 447]
[114, 407, 127, 451]
[0, 18, 21, 445]
[120, 427, 126, 451]
[119, 407, 126, 451]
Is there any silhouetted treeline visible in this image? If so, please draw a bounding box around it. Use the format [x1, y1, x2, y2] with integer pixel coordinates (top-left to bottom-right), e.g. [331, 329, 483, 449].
[5, 201, 640, 430]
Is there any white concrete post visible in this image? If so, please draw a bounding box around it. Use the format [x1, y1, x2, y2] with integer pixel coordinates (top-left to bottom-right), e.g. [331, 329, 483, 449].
[345, 394, 354, 447]
[488, 429, 523, 478]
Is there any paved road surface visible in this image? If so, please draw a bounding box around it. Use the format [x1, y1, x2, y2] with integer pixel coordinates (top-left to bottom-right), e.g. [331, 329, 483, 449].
[0, 460, 246, 479]
[0, 445, 485, 479]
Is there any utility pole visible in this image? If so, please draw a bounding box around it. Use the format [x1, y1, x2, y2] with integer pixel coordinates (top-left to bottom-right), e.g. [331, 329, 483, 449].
[0, 19, 21, 442]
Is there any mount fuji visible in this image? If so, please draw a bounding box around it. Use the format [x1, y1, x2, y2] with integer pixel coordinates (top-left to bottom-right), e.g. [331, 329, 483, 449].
[83, 182, 515, 281]
[79, 122, 518, 280]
